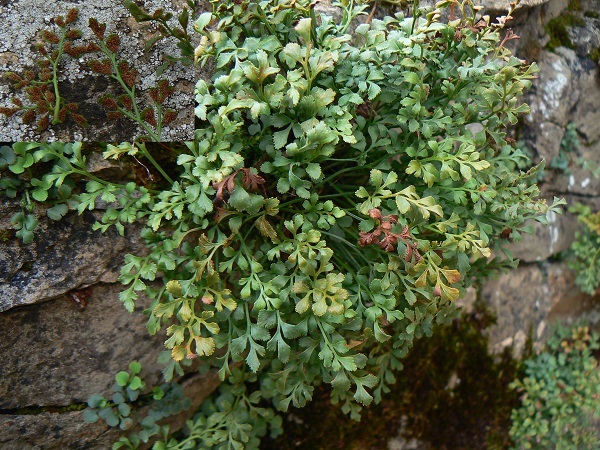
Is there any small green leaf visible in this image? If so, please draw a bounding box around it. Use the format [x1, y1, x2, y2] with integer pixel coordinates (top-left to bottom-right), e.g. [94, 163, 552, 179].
[115, 371, 130, 387]
[47, 204, 68, 221]
[83, 409, 99, 423]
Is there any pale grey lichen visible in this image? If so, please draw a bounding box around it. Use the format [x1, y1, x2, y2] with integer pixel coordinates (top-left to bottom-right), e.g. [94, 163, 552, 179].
[0, 0, 206, 141]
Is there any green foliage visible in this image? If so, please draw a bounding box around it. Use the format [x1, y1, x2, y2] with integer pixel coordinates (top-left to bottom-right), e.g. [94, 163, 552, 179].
[550, 122, 580, 173]
[509, 324, 600, 449]
[3, 0, 566, 447]
[0, 142, 97, 243]
[84, 361, 194, 449]
[568, 203, 600, 296]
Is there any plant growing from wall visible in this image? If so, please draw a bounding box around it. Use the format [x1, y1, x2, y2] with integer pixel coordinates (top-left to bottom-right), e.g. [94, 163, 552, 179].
[509, 324, 600, 449]
[568, 203, 600, 296]
[1, 0, 567, 447]
[550, 122, 580, 173]
[0, 2, 198, 139]
[0, 8, 93, 131]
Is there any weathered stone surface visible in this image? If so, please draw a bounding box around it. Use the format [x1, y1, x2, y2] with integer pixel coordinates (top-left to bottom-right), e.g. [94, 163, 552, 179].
[481, 262, 579, 355]
[0, 0, 208, 141]
[526, 51, 575, 126]
[0, 371, 222, 450]
[534, 121, 566, 162]
[508, 210, 579, 262]
[568, 14, 600, 58]
[0, 204, 143, 312]
[0, 411, 114, 450]
[482, 0, 553, 12]
[0, 283, 164, 410]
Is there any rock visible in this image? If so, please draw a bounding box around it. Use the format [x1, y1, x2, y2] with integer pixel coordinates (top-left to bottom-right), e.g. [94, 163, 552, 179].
[0, 280, 223, 449]
[482, 0, 552, 12]
[0, 371, 222, 450]
[0, 411, 114, 450]
[0, 0, 205, 141]
[387, 416, 431, 450]
[568, 13, 600, 58]
[535, 121, 566, 162]
[526, 50, 575, 126]
[481, 262, 579, 355]
[456, 286, 477, 314]
[0, 205, 144, 312]
[508, 210, 579, 262]
[0, 283, 164, 410]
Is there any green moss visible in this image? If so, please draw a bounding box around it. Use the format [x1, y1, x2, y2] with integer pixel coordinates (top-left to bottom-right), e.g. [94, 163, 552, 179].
[590, 47, 600, 62]
[545, 14, 585, 51]
[584, 10, 599, 18]
[7, 402, 86, 415]
[0, 229, 14, 242]
[262, 303, 530, 450]
[567, 0, 582, 11]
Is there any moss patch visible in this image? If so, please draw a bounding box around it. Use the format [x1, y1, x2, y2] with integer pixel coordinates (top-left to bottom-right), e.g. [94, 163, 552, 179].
[545, 14, 585, 51]
[262, 303, 530, 450]
[1, 402, 87, 415]
[590, 47, 600, 62]
[0, 229, 15, 242]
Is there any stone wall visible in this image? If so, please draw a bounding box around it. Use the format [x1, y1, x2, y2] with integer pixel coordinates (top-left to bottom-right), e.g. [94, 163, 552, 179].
[1, 0, 599, 448]
[479, 0, 600, 356]
[0, 198, 222, 449]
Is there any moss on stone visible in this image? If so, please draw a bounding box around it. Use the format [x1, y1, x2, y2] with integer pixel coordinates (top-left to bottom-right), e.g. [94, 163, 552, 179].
[545, 14, 585, 51]
[0, 229, 14, 242]
[590, 47, 600, 62]
[6, 402, 87, 415]
[584, 10, 599, 18]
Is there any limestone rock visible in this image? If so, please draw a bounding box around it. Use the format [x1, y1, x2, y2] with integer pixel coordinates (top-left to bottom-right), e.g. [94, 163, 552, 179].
[0, 371, 221, 450]
[0, 283, 164, 410]
[0, 205, 144, 312]
[534, 121, 566, 162]
[526, 50, 575, 127]
[481, 262, 578, 355]
[0, 0, 207, 141]
[508, 210, 579, 262]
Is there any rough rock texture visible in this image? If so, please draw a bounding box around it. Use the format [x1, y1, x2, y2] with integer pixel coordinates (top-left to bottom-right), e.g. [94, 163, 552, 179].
[0, 0, 209, 141]
[0, 282, 165, 410]
[479, 0, 600, 354]
[0, 371, 221, 450]
[0, 214, 221, 448]
[0, 205, 143, 312]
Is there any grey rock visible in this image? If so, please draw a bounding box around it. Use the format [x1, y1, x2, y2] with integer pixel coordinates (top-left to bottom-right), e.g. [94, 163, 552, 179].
[0, 371, 222, 450]
[508, 210, 579, 262]
[534, 121, 566, 162]
[568, 17, 600, 58]
[0, 411, 113, 450]
[0, 0, 206, 141]
[0, 283, 164, 410]
[0, 204, 144, 312]
[526, 50, 575, 126]
[482, 0, 553, 12]
[481, 262, 578, 355]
